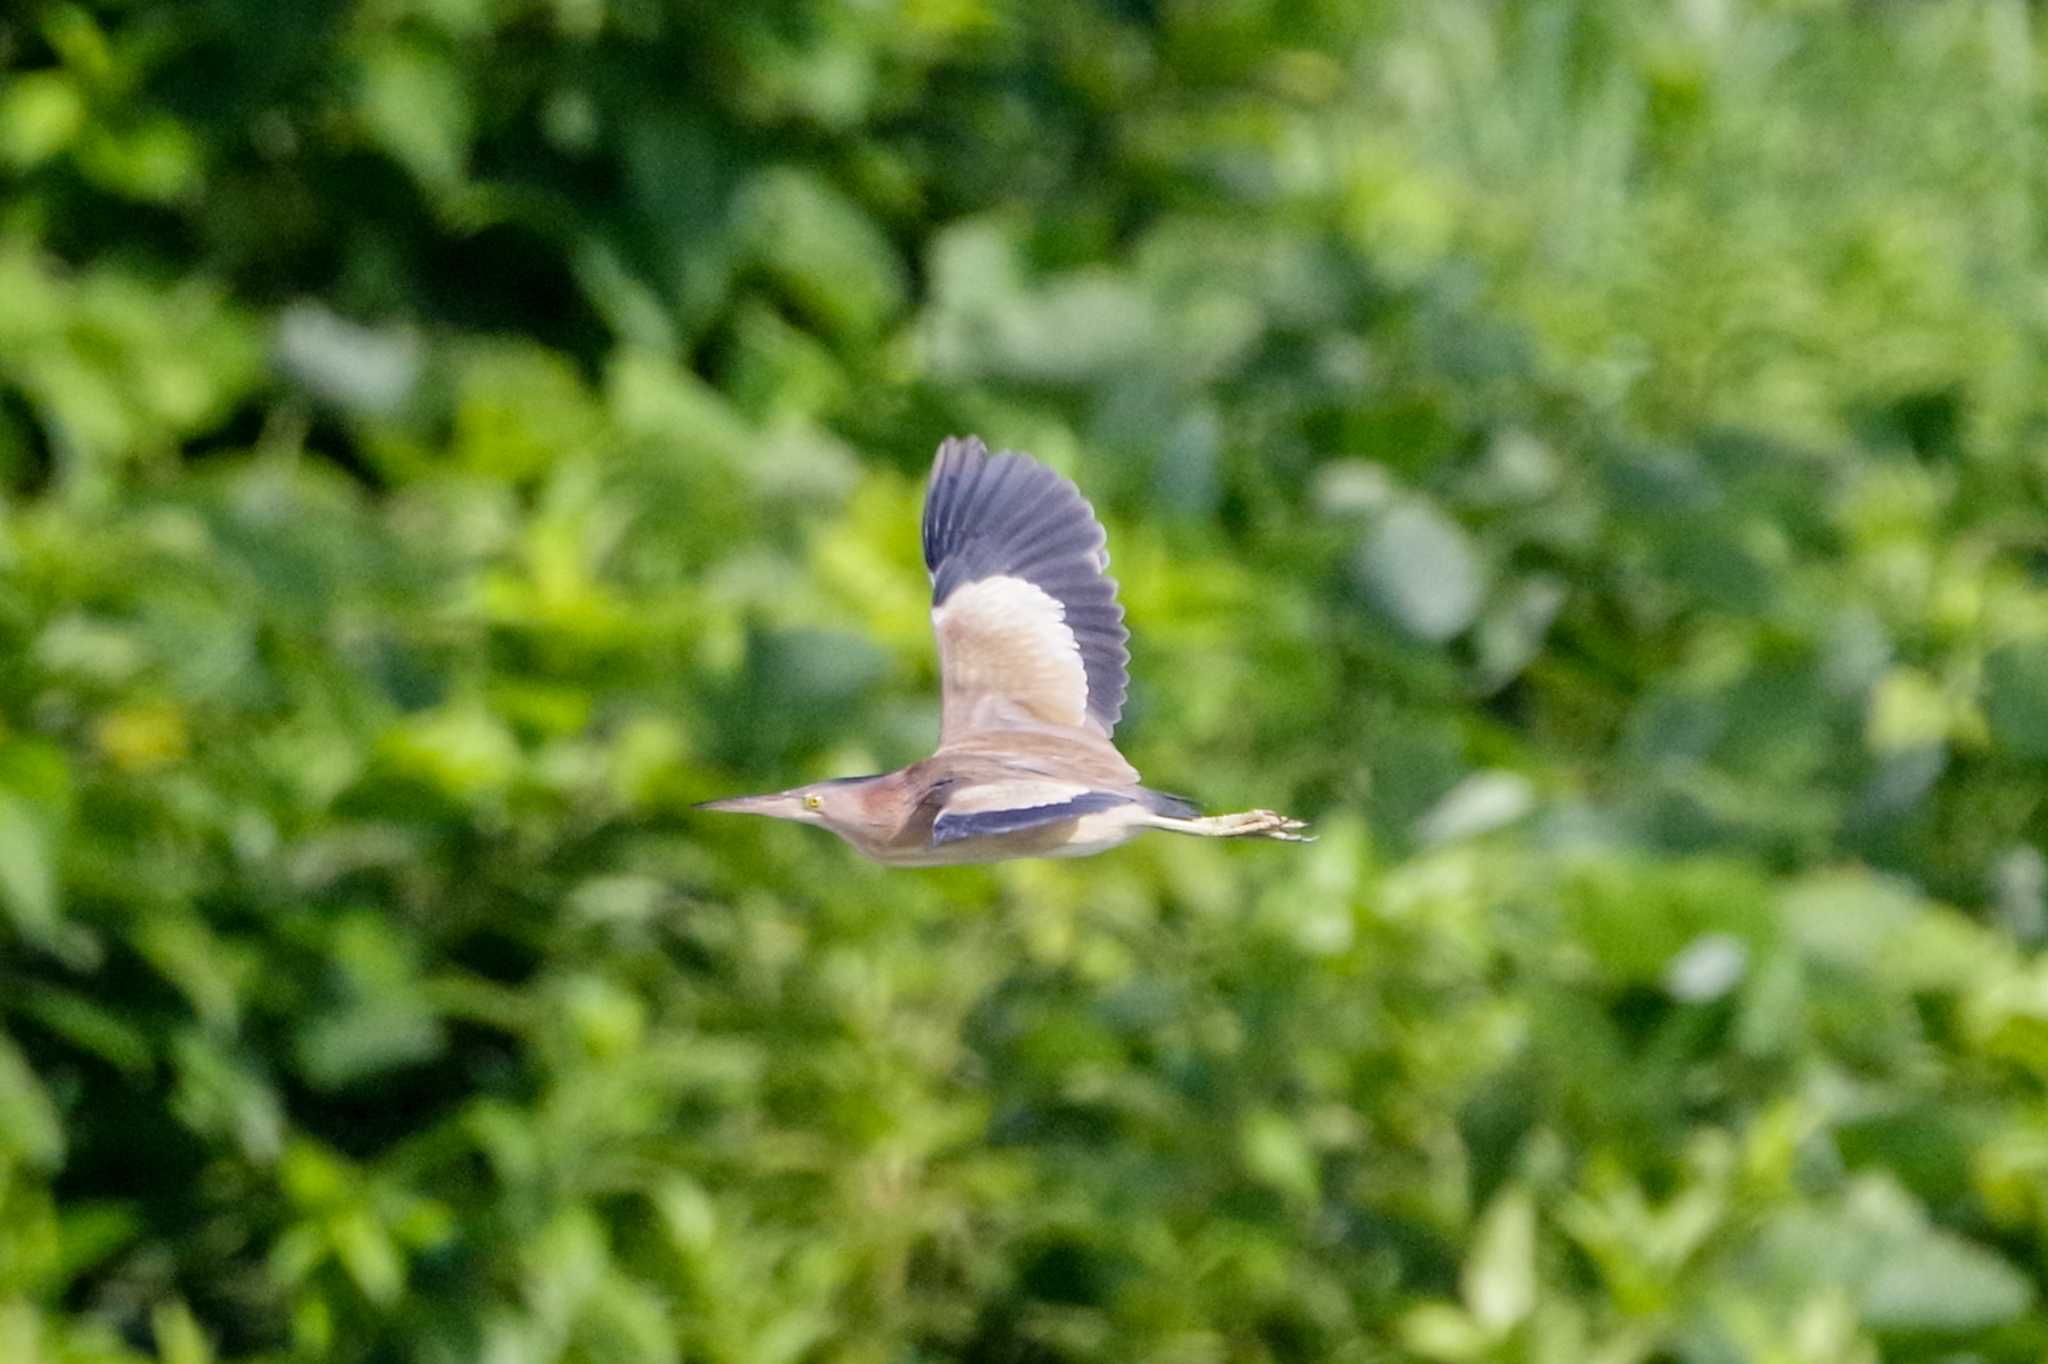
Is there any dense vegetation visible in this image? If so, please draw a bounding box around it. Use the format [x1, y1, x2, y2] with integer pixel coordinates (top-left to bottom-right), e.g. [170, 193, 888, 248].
[6, 0, 2048, 1359]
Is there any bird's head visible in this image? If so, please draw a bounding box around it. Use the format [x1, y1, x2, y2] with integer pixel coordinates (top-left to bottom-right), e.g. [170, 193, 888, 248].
[695, 776, 881, 832]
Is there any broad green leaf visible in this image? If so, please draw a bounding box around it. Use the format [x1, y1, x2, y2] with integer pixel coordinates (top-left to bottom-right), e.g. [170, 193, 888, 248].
[1463, 1186, 1537, 1333]
[151, 1300, 214, 1364]
[0, 794, 58, 943]
[357, 37, 472, 188]
[0, 72, 85, 168]
[1239, 1109, 1317, 1204]
[1985, 639, 2048, 762]
[0, 1032, 64, 1171]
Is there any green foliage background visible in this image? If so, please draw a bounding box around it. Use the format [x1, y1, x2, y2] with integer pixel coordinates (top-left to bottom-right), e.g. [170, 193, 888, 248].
[5, 0, 2048, 1359]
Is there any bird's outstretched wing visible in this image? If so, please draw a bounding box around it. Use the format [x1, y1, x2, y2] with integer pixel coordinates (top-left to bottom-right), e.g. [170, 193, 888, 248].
[922, 436, 1130, 741]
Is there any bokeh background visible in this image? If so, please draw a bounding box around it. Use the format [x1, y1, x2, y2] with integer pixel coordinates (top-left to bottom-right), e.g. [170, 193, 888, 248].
[5, 0, 2048, 1359]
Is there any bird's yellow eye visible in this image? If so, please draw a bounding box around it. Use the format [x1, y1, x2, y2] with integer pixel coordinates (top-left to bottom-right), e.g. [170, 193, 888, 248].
[803, 794, 823, 810]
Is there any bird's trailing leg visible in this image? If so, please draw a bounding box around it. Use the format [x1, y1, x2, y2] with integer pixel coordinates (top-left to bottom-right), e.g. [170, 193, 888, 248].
[1148, 808, 1314, 843]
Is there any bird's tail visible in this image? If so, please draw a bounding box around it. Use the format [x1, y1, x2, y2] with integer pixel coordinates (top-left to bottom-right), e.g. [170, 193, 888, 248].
[1139, 788, 1202, 820]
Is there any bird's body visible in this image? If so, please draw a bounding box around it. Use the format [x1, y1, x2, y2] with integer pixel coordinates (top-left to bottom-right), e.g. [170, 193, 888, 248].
[699, 437, 1309, 864]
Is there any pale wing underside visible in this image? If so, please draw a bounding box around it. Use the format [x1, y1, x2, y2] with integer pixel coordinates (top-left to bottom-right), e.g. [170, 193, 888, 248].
[932, 577, 1089, 733]
[922, 437, 1130, 743]
[940, 778, 1092, 816]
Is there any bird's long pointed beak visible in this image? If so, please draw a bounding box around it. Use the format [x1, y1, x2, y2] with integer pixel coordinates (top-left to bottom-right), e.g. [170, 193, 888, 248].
[694, 792, 805, 819]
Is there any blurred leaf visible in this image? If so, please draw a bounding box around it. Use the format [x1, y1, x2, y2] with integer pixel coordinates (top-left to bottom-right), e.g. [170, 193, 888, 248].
[152, 1300, 214, 1364]
[0, 72, 86, 168]
[733, 167, 906, 341]
[0, 1032, 64, 1171]
[331, 1211, 403, 1307]
[275, 304, 424, 416]
[1239, 1109, 1317, 1204]
[0, 738, 71, 950]
[1662, 933, 1748, 1003]
[0, 794, 59, 945]
[1414, 771, 1534, 846]
[377, 705, 523, 800]
[1747, 1177, 2033, 1336]
[13, 987, 151, 1075]
[357, 36, 472, 189]
[450, 340, 601, 481]
[1985, 639, 2048, 762]
[77, 116, 202, 203]
[1357, 499, 1487, 643]
[1463, 1185, 1537, 1334]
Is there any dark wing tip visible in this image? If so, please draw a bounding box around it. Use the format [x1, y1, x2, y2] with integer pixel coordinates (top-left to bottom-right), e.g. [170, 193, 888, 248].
[924, 436, 992, 573]
[923, 434, 1109, 594]
[933, 434, 990, 470]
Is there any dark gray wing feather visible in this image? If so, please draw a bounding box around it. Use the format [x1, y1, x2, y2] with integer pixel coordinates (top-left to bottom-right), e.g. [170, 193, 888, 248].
[1141, 789, 1201, 820]
[923, 436, 1130, 735]
[931, 791, 1130, 847]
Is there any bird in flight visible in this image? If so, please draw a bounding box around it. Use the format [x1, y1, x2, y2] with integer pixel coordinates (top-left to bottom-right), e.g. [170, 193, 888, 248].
[699, 436, 1311, 864]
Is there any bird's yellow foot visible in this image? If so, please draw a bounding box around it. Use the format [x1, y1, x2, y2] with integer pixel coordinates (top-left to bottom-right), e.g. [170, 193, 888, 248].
[1202, 809, 1314, 841]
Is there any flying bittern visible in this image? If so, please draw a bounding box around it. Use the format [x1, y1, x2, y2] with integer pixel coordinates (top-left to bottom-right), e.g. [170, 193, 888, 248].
[699, 436, 1311, 865]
